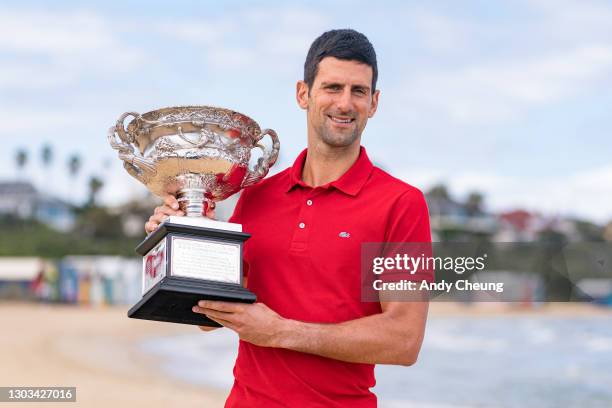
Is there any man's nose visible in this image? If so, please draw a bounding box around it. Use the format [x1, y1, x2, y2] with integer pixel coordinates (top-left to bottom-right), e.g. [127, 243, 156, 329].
[335, 89, 353, 113]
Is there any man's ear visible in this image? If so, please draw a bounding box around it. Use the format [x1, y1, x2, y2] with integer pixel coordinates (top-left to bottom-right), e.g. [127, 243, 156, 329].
[368, 89, 380, 118]
[296, 80, 309, 110]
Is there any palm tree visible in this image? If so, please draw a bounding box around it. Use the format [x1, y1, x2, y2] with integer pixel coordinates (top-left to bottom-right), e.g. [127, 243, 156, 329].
[87, 176, 104, 207]
[15, 148, 28, 179]
[41, 144, 53, 169]
[38, 143, 54, 192]
[65, 154, 83, 204]
[68, 154, 82, 179]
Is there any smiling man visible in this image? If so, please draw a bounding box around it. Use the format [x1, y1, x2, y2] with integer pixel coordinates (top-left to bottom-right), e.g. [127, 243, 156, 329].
[146, 29, 432, 408]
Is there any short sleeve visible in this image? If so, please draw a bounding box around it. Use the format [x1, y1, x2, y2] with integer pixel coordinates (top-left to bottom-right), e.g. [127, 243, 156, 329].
[384, 190, 432, 244]
[229, 189, 250, 277]
[382, 190, 434, 283]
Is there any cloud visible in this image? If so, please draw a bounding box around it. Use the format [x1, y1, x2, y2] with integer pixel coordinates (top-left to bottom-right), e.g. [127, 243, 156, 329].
[148, 6, 330, 74]
[0, 9, 113, 54]
[530, 0, 612, 41]
[380, 0, 612, 125]
[0, 8, 148, 91]
[405, 9, 473, 53]
[152, 21, 234, 45]
[393, 44, 612, 123]
[0, 110, 78, 132]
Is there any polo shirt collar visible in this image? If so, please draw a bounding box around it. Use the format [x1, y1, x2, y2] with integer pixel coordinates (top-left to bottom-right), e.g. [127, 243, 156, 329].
[286, 146, 374, 196]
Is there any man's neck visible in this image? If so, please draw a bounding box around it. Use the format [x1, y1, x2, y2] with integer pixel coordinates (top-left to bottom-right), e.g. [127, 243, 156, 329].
[301, 141, 361, 187]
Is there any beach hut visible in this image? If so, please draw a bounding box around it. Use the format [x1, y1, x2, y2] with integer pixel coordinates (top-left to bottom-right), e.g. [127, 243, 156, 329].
[62, 256, 141, 305]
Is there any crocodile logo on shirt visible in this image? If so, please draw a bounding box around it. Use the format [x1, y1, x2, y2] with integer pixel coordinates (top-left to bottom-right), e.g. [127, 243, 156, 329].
[338, 231, 351, 238]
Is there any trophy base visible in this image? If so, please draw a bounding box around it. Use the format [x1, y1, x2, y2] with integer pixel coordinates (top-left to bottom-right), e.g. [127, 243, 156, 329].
[129, 217, 255, 327]
[128, 276, 256, 326]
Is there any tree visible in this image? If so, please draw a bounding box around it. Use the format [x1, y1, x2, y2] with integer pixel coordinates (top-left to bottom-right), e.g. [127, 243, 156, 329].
[427, 184, 450, 200]
[87, 176, 104, 207]
[15, 148, 28, 177]
[67, 154, 82, 179]
[41, 143, 53, 169]
[465, 191, 485, 216]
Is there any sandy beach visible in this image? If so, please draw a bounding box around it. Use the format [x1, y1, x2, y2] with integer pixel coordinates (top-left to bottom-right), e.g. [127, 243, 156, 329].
[0, 302, 227, 408]
[0, 301, 610, 408]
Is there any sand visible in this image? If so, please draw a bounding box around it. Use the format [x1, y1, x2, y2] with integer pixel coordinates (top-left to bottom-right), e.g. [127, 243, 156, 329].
[0, 302, 227, 408]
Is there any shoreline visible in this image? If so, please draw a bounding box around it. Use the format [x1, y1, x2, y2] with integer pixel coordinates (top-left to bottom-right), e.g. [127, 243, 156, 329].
[428, 301, 612, 316]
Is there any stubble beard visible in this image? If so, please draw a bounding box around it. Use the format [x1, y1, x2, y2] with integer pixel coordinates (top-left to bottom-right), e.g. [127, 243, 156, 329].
[315, 117, 361, 148]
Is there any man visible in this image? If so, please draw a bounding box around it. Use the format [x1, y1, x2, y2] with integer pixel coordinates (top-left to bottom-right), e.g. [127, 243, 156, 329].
[145, 29, 432, 407]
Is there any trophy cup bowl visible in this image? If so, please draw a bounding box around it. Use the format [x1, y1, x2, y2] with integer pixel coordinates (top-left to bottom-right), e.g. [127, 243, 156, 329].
[108, 106, 280, 326]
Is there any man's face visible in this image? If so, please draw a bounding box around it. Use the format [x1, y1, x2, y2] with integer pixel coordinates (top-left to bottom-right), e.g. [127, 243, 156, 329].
[297, 57, 380, 148]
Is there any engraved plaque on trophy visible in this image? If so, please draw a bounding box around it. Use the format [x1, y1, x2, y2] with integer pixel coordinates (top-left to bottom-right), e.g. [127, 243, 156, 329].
[108, 106, 279, 326]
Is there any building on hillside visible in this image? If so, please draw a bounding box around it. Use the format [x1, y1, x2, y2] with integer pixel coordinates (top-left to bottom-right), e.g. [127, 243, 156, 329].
[425, 190, 498, 241]
[0, 181, 75, 231]
[495, 210, 544, 242]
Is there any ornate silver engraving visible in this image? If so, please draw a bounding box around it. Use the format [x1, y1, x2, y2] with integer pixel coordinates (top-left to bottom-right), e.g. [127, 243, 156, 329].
[108, 106, 280, 217]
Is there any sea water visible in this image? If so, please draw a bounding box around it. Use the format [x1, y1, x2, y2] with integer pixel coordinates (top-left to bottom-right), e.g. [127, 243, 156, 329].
[141, 315, 612, 408]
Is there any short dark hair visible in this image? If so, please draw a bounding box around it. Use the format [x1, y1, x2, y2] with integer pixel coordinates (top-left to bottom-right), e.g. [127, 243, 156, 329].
[304, 29, 378, 92]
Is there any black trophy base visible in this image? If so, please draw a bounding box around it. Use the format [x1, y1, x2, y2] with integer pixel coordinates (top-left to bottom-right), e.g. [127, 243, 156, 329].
[128, 276, 256, 327]
[129, 220, 254, 326]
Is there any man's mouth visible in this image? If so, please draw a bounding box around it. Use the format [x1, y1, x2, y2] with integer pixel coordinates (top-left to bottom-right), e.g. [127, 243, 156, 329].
[327, 115, 355, 124]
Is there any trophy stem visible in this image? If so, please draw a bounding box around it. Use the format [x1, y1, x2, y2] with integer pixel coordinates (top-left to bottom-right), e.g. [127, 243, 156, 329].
[177, 188, 215, 217]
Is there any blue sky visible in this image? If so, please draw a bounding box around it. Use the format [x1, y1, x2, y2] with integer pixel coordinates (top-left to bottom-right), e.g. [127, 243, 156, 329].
[1, 0, 611, 222]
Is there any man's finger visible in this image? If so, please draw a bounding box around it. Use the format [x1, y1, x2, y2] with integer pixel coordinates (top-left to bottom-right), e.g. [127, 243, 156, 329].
[192, 305, 234, 318]
[205, 207, 216, 220]
[151, 213, 169, 223]
[155, 205, 179, 216]
[145, 217, 163, 233]
[206, 315, 235, 330]
[193, 307, 235, 328]
[198, 325, 219, 332]
[200, 309, 238, 323]
[198, 300, 244, 313]
[164, 195, 180, 210]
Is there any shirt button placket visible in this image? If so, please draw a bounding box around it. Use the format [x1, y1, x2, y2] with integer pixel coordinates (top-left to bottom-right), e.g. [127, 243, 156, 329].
[289, 191, 314, 252]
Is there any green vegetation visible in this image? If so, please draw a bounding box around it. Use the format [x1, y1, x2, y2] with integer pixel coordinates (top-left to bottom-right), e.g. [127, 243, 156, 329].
[0, 210, 143, 258]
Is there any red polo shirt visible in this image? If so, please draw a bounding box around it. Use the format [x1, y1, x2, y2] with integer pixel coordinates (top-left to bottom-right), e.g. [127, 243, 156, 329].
[225, 147, 431, 408]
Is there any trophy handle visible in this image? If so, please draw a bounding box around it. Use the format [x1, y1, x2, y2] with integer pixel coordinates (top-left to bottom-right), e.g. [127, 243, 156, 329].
[107, 113, 157, 184]
[115, 112, 140, 143]
[241, 128, 280, 188]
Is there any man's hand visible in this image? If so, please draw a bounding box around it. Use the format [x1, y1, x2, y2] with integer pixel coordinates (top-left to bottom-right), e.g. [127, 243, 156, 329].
[145, 195, 183, 234]
[194, 298, 428, 365]
[144, 195, 215, 234]
[197, 325, 219, 332]
[192, 300, 286, 347]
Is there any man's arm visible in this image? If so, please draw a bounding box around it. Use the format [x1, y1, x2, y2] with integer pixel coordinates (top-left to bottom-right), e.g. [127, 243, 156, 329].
[278, 300, 428, 365]
[193, 298, 428, 366]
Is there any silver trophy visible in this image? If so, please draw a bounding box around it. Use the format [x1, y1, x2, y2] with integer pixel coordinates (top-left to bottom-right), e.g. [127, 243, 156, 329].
[108, 106, 280, 326]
